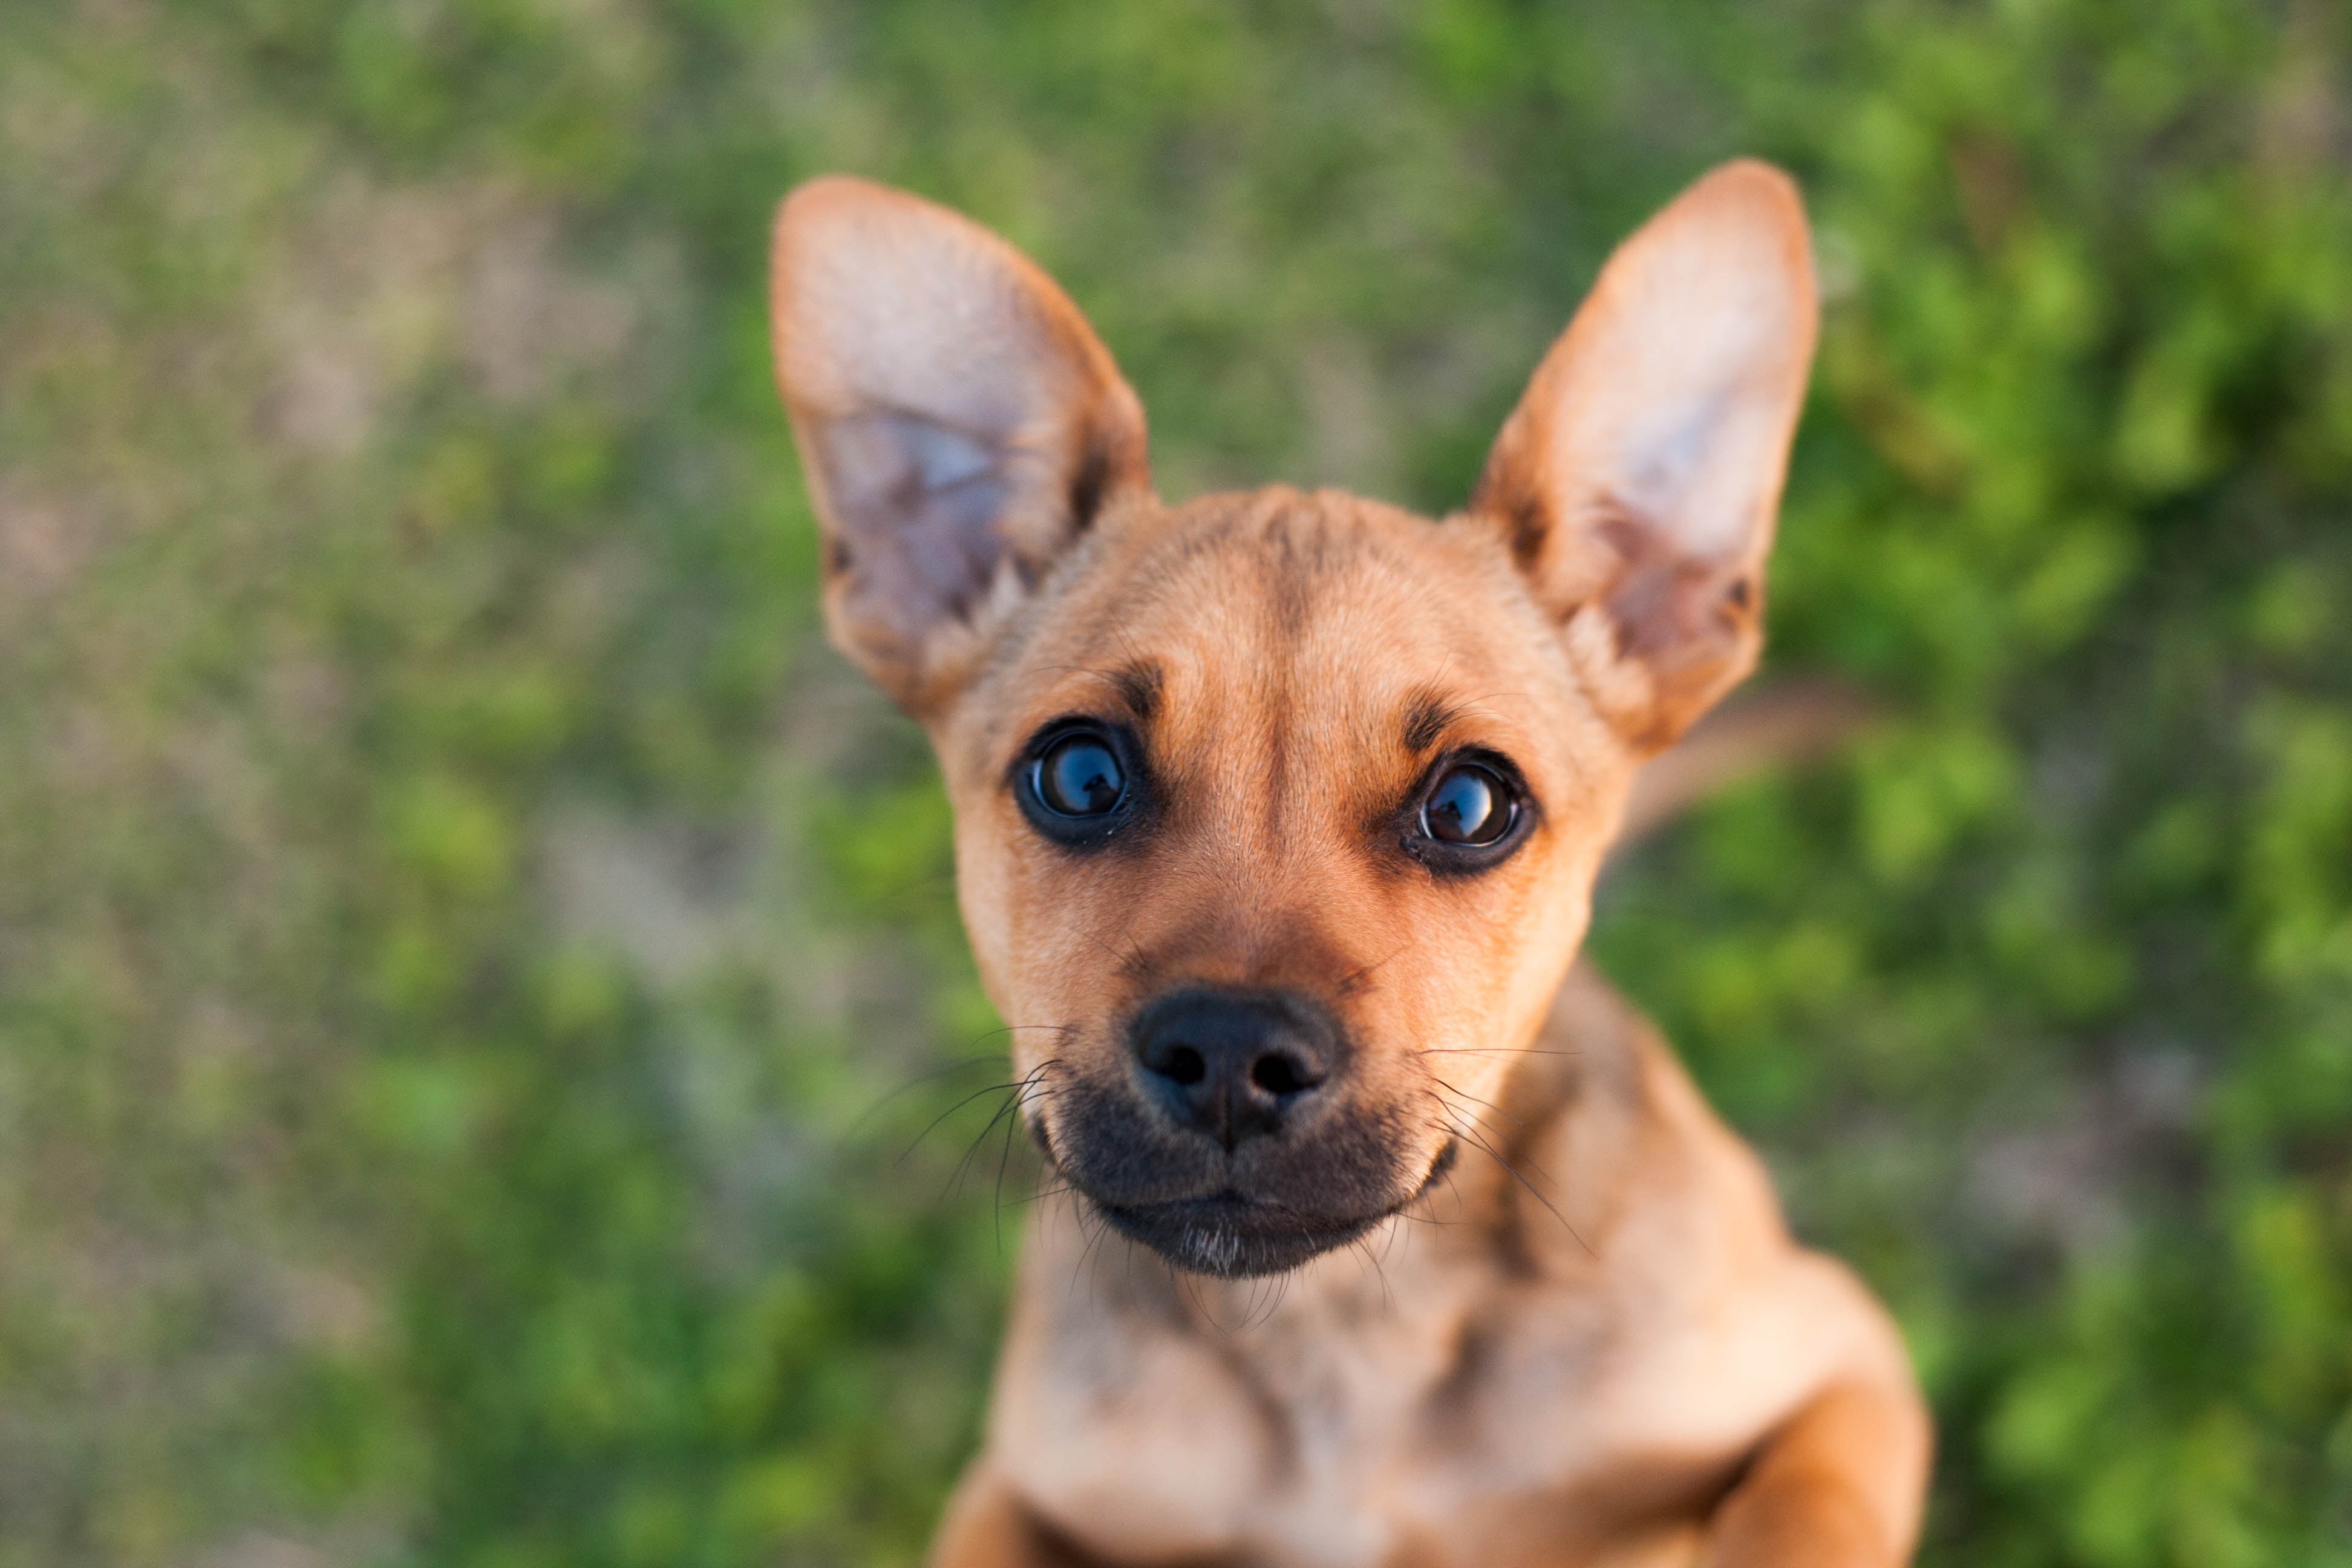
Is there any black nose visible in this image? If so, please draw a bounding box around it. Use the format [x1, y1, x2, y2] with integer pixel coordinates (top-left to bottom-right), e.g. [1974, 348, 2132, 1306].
[1129, 990, 1339, 1149]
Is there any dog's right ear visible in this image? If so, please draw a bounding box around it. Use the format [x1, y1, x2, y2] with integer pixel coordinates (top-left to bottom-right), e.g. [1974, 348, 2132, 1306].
[771, 177, 1152, 714]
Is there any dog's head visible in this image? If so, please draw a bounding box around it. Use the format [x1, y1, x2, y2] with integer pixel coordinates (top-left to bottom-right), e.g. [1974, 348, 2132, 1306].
[769, 164, 1816, 1276]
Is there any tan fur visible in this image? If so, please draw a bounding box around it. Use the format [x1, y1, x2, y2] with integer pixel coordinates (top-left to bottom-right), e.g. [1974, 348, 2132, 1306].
[770, 162, 1930, 1568]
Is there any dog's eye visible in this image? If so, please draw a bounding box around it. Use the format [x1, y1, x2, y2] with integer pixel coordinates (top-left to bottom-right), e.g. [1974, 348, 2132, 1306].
[1013, 720, 1145, 849]
[1422, 763, 1515, 846]
[1037, 733, 1126, 816]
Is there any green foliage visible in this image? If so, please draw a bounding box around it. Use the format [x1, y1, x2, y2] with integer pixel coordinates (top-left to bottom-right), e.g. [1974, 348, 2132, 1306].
[2, 2, 2348, 1565]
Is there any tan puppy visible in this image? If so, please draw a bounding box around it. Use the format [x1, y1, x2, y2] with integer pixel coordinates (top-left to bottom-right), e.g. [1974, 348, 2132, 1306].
[769, 162, 1930, 1568]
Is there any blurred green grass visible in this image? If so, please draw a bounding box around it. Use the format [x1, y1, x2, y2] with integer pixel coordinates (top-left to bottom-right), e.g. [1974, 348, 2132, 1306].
[2, 1, 2350, 1565]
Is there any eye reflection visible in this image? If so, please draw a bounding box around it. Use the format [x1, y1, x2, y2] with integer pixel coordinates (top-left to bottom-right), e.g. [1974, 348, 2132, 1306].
[1037, 734, 1125, 816]
[1423, 764, 1512, 845]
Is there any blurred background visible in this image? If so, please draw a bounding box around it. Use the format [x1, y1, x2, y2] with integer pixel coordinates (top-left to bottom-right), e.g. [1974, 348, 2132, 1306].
[4, 1, 2350, 1564]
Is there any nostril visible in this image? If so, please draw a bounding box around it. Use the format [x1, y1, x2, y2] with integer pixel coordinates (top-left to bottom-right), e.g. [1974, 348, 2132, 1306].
[1249, 1052, 1313, 1097]
[1129, 990, 1344, 1141]
[1159, 1044, 1207, 1085]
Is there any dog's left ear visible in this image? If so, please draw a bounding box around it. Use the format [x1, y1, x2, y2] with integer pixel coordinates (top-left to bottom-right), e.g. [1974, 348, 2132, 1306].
[1471, 159, 1818, 754]
[771, 177, 1152, 716]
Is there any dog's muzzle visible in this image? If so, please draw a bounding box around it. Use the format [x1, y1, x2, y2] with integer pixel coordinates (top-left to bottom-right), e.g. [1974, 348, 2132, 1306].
[1041, 987, 1444, 1278]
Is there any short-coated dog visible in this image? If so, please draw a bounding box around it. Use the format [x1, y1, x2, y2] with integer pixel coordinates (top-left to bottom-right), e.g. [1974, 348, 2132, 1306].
[768, 160, 1930, 1568]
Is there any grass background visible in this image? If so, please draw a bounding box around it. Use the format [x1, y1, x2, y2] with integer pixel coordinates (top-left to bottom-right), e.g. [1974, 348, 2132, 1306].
[3, 1, 2351, 1564]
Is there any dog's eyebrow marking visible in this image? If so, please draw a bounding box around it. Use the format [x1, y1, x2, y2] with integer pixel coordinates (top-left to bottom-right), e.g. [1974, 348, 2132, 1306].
[1402, 687, 1465, 754]
[1104, 660, 1163, 724]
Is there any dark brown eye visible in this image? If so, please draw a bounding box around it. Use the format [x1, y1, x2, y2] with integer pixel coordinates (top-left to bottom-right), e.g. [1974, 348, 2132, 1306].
[1422, 763, 1512, 845]
[1036, 733, 1125, 816]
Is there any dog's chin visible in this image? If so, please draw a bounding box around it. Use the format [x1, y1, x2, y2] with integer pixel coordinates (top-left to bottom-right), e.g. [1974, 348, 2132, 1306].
[1095, 1193, 1384, 1278]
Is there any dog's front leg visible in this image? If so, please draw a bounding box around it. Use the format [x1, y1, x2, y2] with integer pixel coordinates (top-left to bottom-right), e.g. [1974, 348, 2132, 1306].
[1700, 1380, 1932, 1568]
[929, 1457, 1097, 1568]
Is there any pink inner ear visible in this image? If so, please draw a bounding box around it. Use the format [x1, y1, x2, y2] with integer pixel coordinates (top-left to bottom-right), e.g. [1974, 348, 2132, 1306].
[1610, 391, 1740, 555]
[1469, 159, 1817, 748]
[770, 175, 1152, 707]
[818, 411, 1011, 626]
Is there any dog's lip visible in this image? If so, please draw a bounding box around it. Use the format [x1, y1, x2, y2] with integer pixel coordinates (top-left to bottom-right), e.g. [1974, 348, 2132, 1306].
[1083, 1138, 1459, 1228]
[1085, 1138, 1460, 1278]
[1096, 1189, 1354, 1230]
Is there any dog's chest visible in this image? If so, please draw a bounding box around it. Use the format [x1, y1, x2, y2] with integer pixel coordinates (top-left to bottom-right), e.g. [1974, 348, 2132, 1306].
[1223, 1270, 1492, 1564]
[1004, 1234, 1702, 1568]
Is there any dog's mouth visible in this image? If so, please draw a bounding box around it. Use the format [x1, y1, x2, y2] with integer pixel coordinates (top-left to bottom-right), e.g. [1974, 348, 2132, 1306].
[1092, 1139, 1458, 1279]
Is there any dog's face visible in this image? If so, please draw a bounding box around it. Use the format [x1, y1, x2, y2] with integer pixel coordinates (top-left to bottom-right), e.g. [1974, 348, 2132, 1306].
[771, 165, 1816, 1276]
[930, 486, 1625, 1275]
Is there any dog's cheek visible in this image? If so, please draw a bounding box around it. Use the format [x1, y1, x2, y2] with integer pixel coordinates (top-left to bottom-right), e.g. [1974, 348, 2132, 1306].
[981, 841, 1153, 1098]
[949, 800, 1025, 1015]
[1436, 840, 1597, 1097]
[947, 791, 1101, 1071]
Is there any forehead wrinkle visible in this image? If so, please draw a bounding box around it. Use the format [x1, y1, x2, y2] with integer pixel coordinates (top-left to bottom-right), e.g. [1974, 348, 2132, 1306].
[1256, 517, 1312, 847]
[1275, 514, 1452, 845]
[1117, 502, 1378, 857]
[1252, 497, 1408, 845]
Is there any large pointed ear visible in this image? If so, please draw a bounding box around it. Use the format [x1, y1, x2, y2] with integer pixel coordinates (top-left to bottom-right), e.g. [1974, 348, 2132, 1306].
[1471, 159, 1818, 754]
[770, 177, 1152, 714]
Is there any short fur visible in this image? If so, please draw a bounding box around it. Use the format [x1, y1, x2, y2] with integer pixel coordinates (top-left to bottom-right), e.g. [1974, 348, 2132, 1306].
[770, 162, 1930, 1568]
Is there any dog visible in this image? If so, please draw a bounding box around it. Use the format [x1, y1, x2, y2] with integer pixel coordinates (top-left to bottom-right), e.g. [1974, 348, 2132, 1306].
[768, 160, 1930, 1568]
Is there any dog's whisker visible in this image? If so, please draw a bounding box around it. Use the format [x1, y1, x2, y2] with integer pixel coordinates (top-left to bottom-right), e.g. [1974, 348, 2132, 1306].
[944, 1079, 1037, 1205]
[1481, 1152, 1580, 1253]
[1262, 1270, 1293, 1329]
[1336, 940, 1414, 996]
[1428, 1083, 1565, 1192]
[1263, 1273, 1293, 1330]
[1008, 1181, 1081, 1210]
[850, 1024, 1074, 1141]
[927, 1060, 1065, 1215]
[1425, 1080, 1561, 1191]
[896, 1052, 1060, 1175]
[1423, 1091, 1593, 1259]
[991, 1062, 1062, 1248]
[844, 1053, 1008, 1138]
[1427, 1073, 1532, 1134]
[1440, 1154, 1471, 1217]
[967, 1065, 1046, 1222]
[1348, 1230, 1395, 1315]
[1070, 924, 1151, 979]
[1070, 1195, 1122, 1306]
[893, 1079, 1039, 1168]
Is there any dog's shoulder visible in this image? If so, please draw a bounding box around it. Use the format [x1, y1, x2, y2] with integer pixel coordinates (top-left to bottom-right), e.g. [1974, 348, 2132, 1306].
[1488, 964, 1917, 1474]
